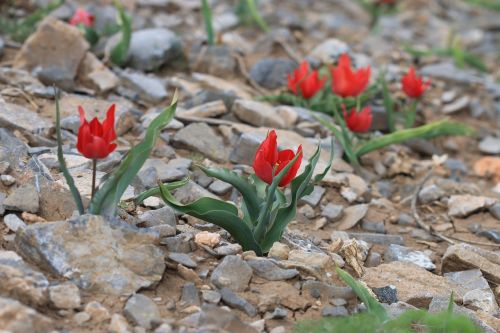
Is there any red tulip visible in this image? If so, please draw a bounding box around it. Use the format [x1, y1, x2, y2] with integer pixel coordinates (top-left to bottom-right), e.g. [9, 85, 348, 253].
[253, 130, 303, 187]
[70, 8, 95, 27]
[288, 61, 326, 99]
[77, 105, 117, 160]
[401, 66, 431, 98]
[343, 106, 373, 133]
[331, 54, 371, 98]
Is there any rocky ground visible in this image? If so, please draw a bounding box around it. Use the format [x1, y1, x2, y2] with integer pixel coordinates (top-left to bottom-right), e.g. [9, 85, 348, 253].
[0, 0, 500, 332]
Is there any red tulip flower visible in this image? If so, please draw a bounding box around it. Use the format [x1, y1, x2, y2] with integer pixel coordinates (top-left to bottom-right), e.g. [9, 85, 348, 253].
[253, 130, 303, 187]
[331, 54, 371, 98]
[70, 8, 95, 27]
[288, 61, 326, 99]
[343, 106, 373, 133]
[77, 105, 117, 160]
[401, 66, 431, 99]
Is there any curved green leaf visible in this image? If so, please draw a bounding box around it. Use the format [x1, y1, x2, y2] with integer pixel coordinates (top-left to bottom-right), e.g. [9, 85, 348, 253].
[89, 92, 178, 216]
[158, 181, 262, 255]
[198, 166, 263, 224]
[110, 0, 132, 66]
[133, 177, 190, 205]
[55, 89, 84, 215]
[201, 0, 215, 45]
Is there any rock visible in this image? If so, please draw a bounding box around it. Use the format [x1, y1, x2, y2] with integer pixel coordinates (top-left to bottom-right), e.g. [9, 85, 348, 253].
[125, 28, 183, 71]
[259, 281, 310, 311]
[180, 282, 200, 307]
[141, 158, 186, 183]
[0, 129, 28, 169]
[331, 173, 369, 203]
[137, 206, 176, 237]
[109, 313, 132, 333]
[77, 52, 119, 93]
[0, 250, 49, 306]
[229, 132, 262, 165]
[173, 123, 228, 162]
[49, 283, 81, 309]
[384, 244, 435, 271]
[194, 231, 221, 248]
[442, 95, 470, 114]
[13, 17, 89, 87]
[365, 251, 382, 267]
[302, 280, 355, 300]
[37, 67, 75, 91]
[123, 294, 160, 330]
[202, 289, 221, 304]
[73, 311, 91, 325]
[249, 58, 297, 89]
[489, 203, 500, 220]
[220, 288, 257, 317]
[300, 186, 326, 207]
[233, 99, 297, 129]
[321, 305, 348, 317]
[3, 184, 39, 213]
[442, 243, 500, 284]
[321, 203, 344, 222]
[0, 192, 5, 215]
[308, 38, 350, 64]
[0, 37, 3, 56]
[444, 269, 498, 314]
[347, 232, 404, 245]
[119, 70, 168, 103]
[268, 242, 290, 260]
[211, 255, 253, 292]
[418, 184, 445, 204]
[287, 250, 333, 277]
[397, 213, 415, 226]
[161, 233, 196, 253]
[336, 204, 369, 231]
[478, 230, 500, 244]
[174, 181, 217, 204]
[0, 102, 52, 135]
[420, 62, 481, 85]
[179, 100, 228, 119]
[189, 44, 237, 77]
[448, 195, 497, 217]
[372, 285, 398, 304]
[361, 220, 385, 234]
[215, 243, 243, 256]
[168, 252, 197, 268]
[0, 296, 53, 333]
[3, 213, 27, 232]
[184, 304, 257, 332]
[479, 136, 500, 155]
[15, 215, 165, 296]
[209, 180, 233, 195]
[362, 262, 459, 308]
[247, 258, 299, 281]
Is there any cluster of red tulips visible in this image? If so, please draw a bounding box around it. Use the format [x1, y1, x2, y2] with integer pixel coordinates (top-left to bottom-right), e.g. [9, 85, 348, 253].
[287, 53, 430, 134]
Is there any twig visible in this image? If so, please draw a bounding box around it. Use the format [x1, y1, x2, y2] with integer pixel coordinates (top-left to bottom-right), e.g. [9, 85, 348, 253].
[232, 51, 269, 96]
[448, 235, 500, 248]
[411, 170, 455, 244]
[274, 37, 303, 64]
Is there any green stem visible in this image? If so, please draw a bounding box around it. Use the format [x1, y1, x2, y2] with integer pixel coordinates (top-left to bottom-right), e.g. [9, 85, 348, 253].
[246, 0, 270, 32]
[404, 99, 418, 129]
[379, 71, 396, 132]
[91, 159, 97, 200]
[332, 102, 360, 168]
[201, 0, 215, 45]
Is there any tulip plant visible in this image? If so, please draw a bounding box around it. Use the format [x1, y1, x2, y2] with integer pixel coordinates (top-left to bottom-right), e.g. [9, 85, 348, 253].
[266, 53, 474, 169]
[156, 130, 333, 256]
[56, 90, 185, 217]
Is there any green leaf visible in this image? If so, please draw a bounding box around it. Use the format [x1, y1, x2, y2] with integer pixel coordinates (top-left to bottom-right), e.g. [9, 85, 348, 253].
[201, 0, 215, 45]
[55, 88, 84, 215]
[245, 0, 270, 33]
[133, 177, 190, 205]
[336, 268, 388, 321]
[88, 92, 178, 216]
[198, 166, 263, 224]
[158, 181, 262, 255]
[260, 144, 324, 252]
[110, 0, 132, 66]
[355, 119, 475, 157]
[379, 71, 396, 132]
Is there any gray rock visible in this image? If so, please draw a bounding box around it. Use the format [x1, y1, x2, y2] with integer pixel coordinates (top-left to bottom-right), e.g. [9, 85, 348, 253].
[448, 195, 497, 218]
[347, 232, 404, 245]
[321, 203, 344, 222]
[219, 288, 257, 317]
[77, 52, 119, 93]
[3, 214, 26, 232]
[189, 44, 237, 77]
[138, 206, 176, 237]
[160, 233, 195, 253]
[302, 281, 354, 300]
[489, 203, 500, 220]
[478, 136, 500, 155]
[300, 186, 326, 207]
[384, 244, 435, 270]
[123, 294, 160, 330]
[234, 100, 297, 129]
[267, 307, 288, 319]
[0, 103, 52, 135]
[202, 290, 221, 304]
[0, 296, 53, 333]
[0, 37, 4, 57]
[478, 230, 500, 244]
[211, 255, 253, 292]
[126, 28, 183, 71]
[247, 258, 299, 281]
[15, 215, 165, 296]
[4, 184, 39, 213]
[142, 158, 186, 182]
[361, 220, 386, 234]
[168, 252, 197, 268]
[372, 286, 398, 304]
[0, 192, 5, 215]
[174, 181, 217, 204]
[0, 250, 49, 306]
[418, 184, 445, 204]
[321, 305, 348, 317]
[209, 180, 232, 195]
[308, 38, 350, 64]
[36, 67, 75, 91]
[229, 132, 262, 165]
[180, 283, 200, 307]
[442, 96, 470, 114]
[420, 62, 481, 85]
[249, 58, 296, 89]
[173, 123, 228, 162]
[336, 204, 369, 231]
[48, 283, 81, 309]
[0, 129, 28, 169]
[119, 70, 168, 103]
[397, 213, 415, 226]
[365, 251, 382, 267]
[215, 243, 243, 256]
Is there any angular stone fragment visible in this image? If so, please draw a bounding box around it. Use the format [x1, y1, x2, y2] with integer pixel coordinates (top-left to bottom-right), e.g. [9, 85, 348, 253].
[448, 195, 497, 217]
[4, 184, 39, 213]
[0, 296, 53, 333]
[123, 294, 160, 330]
[211, 255, 252, 292]
[15, 215, 165, 296]
[173, 123, 228, 162]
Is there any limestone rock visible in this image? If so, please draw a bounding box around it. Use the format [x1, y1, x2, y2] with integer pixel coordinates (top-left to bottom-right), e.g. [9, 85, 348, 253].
[448, 195, 497, 217]
[173, 123, 228, 162]
[3, 184, 39, 213]
[0, 296, 53, 333]
[211, 255, 253, 292]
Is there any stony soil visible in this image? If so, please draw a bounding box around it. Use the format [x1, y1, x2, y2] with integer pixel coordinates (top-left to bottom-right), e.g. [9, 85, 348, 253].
[0, 0, 499, 333]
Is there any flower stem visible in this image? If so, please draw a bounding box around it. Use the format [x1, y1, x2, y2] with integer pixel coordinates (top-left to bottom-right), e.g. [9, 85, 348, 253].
[404, 99, 418, 129]
[91, 159, 97, 200]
